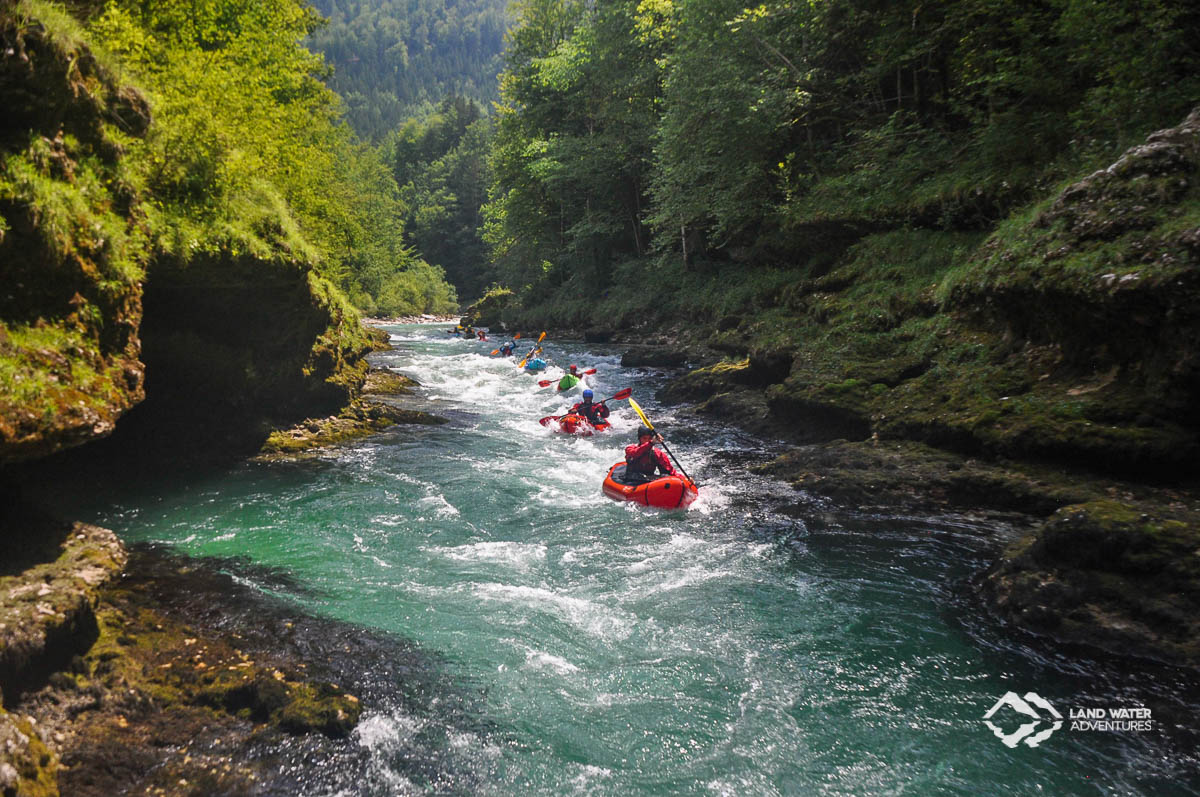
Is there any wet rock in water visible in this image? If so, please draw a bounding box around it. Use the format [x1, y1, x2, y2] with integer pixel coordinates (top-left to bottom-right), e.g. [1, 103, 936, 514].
[693, 388, 773, 436]
[983, 499, 1200, 667]
[753, 439, 1103, 514]
[4, 543, 480, 796]
[659, 359, 753, 404]
[620, 347, 689, 368]
[255, 366, 446, 459]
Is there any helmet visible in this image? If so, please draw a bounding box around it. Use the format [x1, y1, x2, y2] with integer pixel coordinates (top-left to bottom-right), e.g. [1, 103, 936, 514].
[582, 389, 594, 400]
[636, 427, 653, 440]
[569, 364, 578, 372]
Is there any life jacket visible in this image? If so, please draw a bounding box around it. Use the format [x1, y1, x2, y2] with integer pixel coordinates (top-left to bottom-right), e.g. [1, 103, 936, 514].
[625, 441, 672, 475]
[573, 400, 608, 425]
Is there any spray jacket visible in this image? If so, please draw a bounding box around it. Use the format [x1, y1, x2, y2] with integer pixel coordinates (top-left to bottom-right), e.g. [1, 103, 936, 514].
[624, 440, 678, 477]
[570, 399, 610, 426]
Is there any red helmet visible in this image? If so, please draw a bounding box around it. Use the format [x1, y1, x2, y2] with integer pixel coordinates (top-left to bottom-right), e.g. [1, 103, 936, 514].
[569, 364, 578, 372]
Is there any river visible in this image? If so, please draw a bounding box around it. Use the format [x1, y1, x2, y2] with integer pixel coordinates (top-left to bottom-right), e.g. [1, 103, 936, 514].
[55, 322, 1200, 795]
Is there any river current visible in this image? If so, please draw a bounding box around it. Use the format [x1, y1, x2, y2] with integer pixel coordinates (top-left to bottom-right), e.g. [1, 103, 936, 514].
[59, 323, 1200, 795]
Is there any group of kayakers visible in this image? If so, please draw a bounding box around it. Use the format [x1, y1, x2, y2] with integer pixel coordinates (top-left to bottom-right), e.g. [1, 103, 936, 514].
[448, 325, 487, 340]
[483, 328, 689, 501]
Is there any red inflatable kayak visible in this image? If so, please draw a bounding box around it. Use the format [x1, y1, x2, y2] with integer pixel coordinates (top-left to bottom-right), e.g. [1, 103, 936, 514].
[539, 414, 611, 436]
[601, 462, 698, 509]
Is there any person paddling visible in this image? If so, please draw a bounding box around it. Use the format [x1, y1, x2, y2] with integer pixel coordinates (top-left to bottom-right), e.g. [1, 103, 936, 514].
[624, 427, 678, 484]
[569, 389, 610, 426]
[498, 340, 516, 357]
[557, 364, 584, 391]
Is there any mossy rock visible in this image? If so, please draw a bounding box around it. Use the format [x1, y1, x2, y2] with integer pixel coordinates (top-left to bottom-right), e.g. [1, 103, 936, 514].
[276, 682, 361, 738]
[754, 439, 1102, 514]
[658, 359, 751, 404]
[1032, 500, 1200, 581]
[0, 8, 151, 465]
[620, 347, 689, 368]
[200, 671, 357, 736]
[465, 287, 513, 329]
[984, 499, 1200, 665]
[0, 709, 57, 797]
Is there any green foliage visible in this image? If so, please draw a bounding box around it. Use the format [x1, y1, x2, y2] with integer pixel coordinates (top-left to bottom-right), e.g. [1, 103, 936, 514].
[388, 97, 493, 303]
[486, 0, 1200, 309]
[88, 0, 458, 317]
[305, 0, 510, 141]
[485, 0, 661, 295]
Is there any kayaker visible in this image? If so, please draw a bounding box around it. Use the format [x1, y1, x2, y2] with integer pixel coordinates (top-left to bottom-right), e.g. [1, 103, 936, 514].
[624, 427, 678, 484]
[477, 329, 487, 341]
[557, 364, 583, 391]
[570, 389, 610, 426]
[498, 341, 516, 357]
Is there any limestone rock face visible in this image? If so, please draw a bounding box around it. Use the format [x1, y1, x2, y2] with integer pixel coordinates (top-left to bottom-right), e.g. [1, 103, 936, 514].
[0, 8, 150, 465]
[0, 521, 127, 701]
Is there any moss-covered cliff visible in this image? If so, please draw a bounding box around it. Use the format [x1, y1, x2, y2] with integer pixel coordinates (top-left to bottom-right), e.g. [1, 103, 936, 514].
[0, 3, 396, 792]
[0, 0, 384, 464]
[0, 1, 150, 464]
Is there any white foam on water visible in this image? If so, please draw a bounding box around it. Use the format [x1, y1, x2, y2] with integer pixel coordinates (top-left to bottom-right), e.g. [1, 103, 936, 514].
[431, 540, 548, 572]
[416, 493, 460, 518]
[472, 582, 636, 642]
[522, 647, 581, 675]
[568, 763, 615, 794]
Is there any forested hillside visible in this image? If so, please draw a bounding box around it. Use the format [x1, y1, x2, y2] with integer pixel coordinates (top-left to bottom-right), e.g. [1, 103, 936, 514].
[307, 0, 509, 140]
[389, 96, 494, 302]
[486, 0, 1200, 310]
[1, 0, 458, 464]
[483, 0, 1200, 471]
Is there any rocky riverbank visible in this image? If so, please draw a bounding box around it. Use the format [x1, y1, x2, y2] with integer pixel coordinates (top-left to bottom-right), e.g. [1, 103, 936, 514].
[0, 332, 457, 795]
[634, 334, 1200, 670]
[0, 504, 363, 796]
[254, 366, 448, 460]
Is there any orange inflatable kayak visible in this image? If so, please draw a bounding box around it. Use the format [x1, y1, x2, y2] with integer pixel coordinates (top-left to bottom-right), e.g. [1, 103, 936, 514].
[601, 462, 698, 509]
[539, 414, 611, 436]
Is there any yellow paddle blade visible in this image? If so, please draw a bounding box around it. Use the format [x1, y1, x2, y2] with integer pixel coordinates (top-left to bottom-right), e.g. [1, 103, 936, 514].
[628, 397, 655, 431]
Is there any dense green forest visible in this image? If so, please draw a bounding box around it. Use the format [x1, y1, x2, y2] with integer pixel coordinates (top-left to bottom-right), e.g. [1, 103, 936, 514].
[483, 0, 1200, 326]
[388, 96, 495, 302]
[306, 0, 510, 140]
[85, 0, 458, 318]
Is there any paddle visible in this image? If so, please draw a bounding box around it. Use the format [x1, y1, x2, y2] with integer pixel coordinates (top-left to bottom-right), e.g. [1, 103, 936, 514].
[628, 397, 695, 485]
[517, 332, 547, 368]
[537, 368, 596, 388]
[538, 387, 631, 426]
[490, 332, 521, 355]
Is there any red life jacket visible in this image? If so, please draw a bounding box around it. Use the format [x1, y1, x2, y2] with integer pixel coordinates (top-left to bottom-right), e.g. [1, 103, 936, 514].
[625, 441, 675, 476]
[571, 400, 609, 426]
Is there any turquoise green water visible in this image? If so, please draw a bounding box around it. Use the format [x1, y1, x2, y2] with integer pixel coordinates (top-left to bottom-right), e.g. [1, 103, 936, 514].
[70, 324, 1200, 794]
